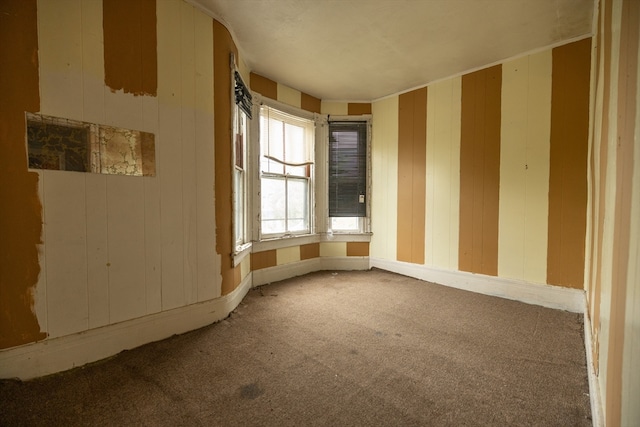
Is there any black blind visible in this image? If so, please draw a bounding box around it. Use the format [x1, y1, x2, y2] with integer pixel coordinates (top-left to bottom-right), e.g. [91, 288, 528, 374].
[328, 121, 367, 217]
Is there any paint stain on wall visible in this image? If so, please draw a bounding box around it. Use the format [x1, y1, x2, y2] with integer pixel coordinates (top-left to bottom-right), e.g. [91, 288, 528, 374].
[0, 0, 47, 349]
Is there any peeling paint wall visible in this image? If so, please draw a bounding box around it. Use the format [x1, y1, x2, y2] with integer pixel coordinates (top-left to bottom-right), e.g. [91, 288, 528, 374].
[1, 0, 219, 350]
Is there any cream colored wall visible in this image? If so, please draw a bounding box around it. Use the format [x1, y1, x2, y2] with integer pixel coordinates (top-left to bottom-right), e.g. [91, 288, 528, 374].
[498, 51, 552, 284]
[424, 78, 461, 270]
[321, 101, 349, 115]
[370, 96, 399, 260]
[277, 83, 302, 108]
[33, 0, 219, 340]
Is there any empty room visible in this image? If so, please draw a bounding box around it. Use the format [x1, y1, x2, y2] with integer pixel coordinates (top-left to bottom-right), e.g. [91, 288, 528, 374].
[0, 0, 638, 425]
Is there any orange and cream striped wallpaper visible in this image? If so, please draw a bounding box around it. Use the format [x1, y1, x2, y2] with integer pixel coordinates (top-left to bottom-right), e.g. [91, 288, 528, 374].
[371, 38, 592, 290]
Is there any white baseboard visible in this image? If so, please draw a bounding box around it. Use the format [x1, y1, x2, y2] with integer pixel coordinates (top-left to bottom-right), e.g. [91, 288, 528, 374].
[252, 256, 370, 287]
[0, 275, 253, 381]
[583, 305, 604, 427]
[369, 257, 586, 313]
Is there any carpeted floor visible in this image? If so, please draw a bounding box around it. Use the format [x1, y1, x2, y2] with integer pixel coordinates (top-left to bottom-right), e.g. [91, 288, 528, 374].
[0, 269, 592, 426]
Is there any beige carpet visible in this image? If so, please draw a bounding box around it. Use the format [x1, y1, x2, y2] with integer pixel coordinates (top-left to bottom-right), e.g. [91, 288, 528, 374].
[0, 269, 592, 426]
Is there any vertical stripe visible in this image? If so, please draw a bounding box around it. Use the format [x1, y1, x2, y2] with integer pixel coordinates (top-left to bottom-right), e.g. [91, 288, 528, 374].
[397, 88, 427, 264]
[370, 96, 399, 261]
[250, 72, 277, 99]
[607, 0, 639, 424]
[425, 78, 461, 270]
[592, 0, 613, 372]
[301, 92, 321, 114]
[0, 0, 47, 348]
[459, 66, 501, 276]
[348, 103, 372, 115]
[498, 52, 552, 283]
[213, 20, 239, 295]
[547, 38, 591, 288]
[103, 0, 157, 96]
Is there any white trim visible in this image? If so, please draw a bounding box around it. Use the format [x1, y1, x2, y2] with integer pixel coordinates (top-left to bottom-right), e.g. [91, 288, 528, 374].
[251, 256, 371, 287]
[320, 256, 370, 271]
[252, 258, 320, 286]
[369, 257, 586, 313]
[584, 304, 604, 427]
[0, 277, 253, 380]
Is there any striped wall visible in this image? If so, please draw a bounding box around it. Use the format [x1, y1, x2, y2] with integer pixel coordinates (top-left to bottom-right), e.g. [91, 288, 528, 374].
[0, 0, 45, 349]
[248, 72, 372, 275]
[0, 0, 221, 349]
[585, 0, 640, 425]
[371, 39, 591, 289]
[397, 88, 427, 264]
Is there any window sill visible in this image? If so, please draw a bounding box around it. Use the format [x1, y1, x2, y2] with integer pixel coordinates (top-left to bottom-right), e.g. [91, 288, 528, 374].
[252, 232, 371, 252]
[233, 242, 252, 267]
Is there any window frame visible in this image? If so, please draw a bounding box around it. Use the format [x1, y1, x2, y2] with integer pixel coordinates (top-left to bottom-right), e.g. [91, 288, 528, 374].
[324, 115, 372, 235]
[256, 98, 317, 240]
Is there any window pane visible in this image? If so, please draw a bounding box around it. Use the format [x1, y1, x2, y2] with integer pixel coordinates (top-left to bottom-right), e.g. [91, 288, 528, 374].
[331, 217, 359, 231]
[261, 177, 286, 234]
[284, 123, 306, 176]
[265, 118, 284, 174]
[234, 169, 244, 242]
[287, 178, 308, 232]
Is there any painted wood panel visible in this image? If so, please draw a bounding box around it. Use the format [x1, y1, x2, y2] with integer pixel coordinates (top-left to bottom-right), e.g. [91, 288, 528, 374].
[43, 171, 88, 338]
[251, 250, 277, 270]
[348, 103, 372, 115]
[106, 176, 146, 324]
[370, 96, 399, 260]
[37, 0, 83, 120]
[320, 242, 347, 257]
[498, 52, 551, 284]
[142, 101, 162, 313]
[180, 2, 198, 305]
[103, 0, 157, 96]
[346, 242, 369, 256]
[85, 173, 110, 329]
[300, 243, 320, 260]
[250, 72, 277, 99]
[321, 102, 349, 115]
[620, 4, 640, 423]
[193, 9, 218, 302]
[547, 39, 591, 288]
[301, 93, 321, 114]
[459, 66, 501, 276]
[158, 0, 185, 309]
[80, 0, 105, 125]
[277, 246, 300, 265]
[425, 78, 461, 270]
[397, 88, 427, 265]
[277, 83, 302, 108]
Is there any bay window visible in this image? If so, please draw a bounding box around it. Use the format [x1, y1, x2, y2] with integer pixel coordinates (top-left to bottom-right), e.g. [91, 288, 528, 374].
[259, 105, 315, 237]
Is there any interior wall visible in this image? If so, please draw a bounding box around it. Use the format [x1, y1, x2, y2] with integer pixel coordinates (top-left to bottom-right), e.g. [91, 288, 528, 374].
[370, 38, 591, 290]
[586, 0, 640, 425]
[0, 0, 221, 350]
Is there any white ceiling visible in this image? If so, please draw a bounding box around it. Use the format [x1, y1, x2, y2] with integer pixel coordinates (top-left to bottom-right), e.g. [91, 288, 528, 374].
[189, 0, 595, 101]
